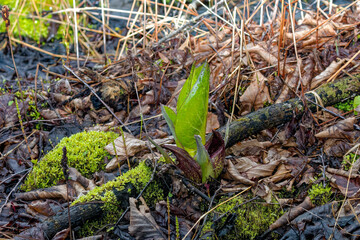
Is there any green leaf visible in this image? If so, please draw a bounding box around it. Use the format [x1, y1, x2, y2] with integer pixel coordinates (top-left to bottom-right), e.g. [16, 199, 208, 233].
[177, 63, 206, 112]
[161, 105, 182, 147]
[175, 62, 210, 156]
[194, 135, 214, 183]
[354, 96, 360, 115]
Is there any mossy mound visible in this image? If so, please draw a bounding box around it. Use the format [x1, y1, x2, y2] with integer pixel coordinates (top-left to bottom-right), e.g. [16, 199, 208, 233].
[202, 196, 283, 239]
[22, 131, 119, 191]
[73, 160, 164, 237]
[73, 160, 164, 207]
[0, 0, 54, 42]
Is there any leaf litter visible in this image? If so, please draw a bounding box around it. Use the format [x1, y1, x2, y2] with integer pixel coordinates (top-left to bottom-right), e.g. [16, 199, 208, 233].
[1, 0, 360, 239]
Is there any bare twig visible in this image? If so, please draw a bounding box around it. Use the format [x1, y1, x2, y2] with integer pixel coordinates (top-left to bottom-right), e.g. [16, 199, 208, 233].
[155, 0, 225, 46]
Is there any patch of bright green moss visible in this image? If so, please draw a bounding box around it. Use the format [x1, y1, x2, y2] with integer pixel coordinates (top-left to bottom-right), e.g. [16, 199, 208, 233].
[334, 99, 354, 112]
[202, 196, 283, 239]
[73, 161, 163, 207]
[22, 131, 119, 191]
[0, 0, 53, 42]
[73, 161, 164, 237]
[308, 183, 332, 206]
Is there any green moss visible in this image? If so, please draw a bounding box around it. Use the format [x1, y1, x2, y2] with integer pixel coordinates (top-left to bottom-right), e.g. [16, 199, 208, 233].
[308, 183, 332, 206]
[334, 99, 354, 112]
[342, 152, 360, 171]
[22, 131, 119, 191]
[0, 0, 53, 42]
[73, 161, 164, 237]
[202, 196, 283, 239]
[73, 161, 163, 206]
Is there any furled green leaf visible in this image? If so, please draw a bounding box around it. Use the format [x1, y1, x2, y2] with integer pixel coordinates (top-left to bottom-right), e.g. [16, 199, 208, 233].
[175, 62, 210, 156]
[177, 64, 205, 112]
[161, 105, 182, 147]
[353, 96, 360, 115]
[194, 135, 214, 183]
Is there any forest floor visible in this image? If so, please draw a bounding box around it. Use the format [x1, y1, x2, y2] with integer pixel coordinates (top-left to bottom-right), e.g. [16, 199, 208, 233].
[1, 0, 360, 239]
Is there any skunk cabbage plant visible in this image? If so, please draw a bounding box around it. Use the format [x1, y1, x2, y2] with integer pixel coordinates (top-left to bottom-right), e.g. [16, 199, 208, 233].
[159, 62, 225, 183]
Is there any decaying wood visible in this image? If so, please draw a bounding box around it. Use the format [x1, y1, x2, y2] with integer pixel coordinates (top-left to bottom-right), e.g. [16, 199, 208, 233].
[217, 74, 360, 148]
[16, 183, 138, 239]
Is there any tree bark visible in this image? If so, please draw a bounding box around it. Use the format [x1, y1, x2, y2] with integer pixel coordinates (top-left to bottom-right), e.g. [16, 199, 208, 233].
[217, 74, 360, 148]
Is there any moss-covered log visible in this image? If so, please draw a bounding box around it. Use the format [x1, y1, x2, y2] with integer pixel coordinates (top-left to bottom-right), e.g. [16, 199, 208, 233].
[217, 74, 360, 148]
[16, 161, 164, 239]
[15, 183, 138, 240]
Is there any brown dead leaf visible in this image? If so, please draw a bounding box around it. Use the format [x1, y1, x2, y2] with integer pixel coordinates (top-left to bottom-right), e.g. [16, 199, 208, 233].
[224, 159, 255, 185]
[265, 163, 292, 183]
[311, 59, 346, 89]
[105, 134, 173, 171]
[240, 72, 272, 114]
[68, 167, 96, 190]
[245, 160, 280, 180]
[323, 139, 351, 157]
[275, 68, 300, 103]
[206, 112, 220, 133]
[270, 196, 314, 230]
[227, 157, 280, 182]
[315, 117, 356, 140]
[0, 94, 29, 127]
[129, 197, 166, 240]
[40, 109, 58, 120]
[328, 173, 360, 198]
[228, 139, 273, 157]
[15, 181, 84, 201]
[27, 200, 56, 217]
[245, 43, 294, 74]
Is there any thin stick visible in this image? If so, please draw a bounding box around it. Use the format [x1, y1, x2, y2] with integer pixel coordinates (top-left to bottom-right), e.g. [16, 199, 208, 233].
[100, 0, 107, 64]
[10, 37, 96, 62]
[72, 0, 79, 68]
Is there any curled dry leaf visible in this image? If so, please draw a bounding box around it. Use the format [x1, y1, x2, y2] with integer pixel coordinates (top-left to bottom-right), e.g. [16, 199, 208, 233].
[228, 139, 273, 157]
[129, 197, 166, 240]
[315, 117, 356, 140]
[310, 59, 346, 89]
[239, 72, 272, 114]
[327, 173, 360, 198]
[275, 68, 300, 103]
[51, 93, 70, 103]
[105, 133, 173, 171]
[245, 43, 294, 74]
[270, 196, 314, 230]
[54, 79, 71, 94]
[225, 159, 255, 185]
[27, 200, 56, 217]
[68, 167, 96, 190]
[129, 104, 151, 119]
[15, 182, 84, 201]
[40, 109, 58, 120]
[323, 139, 351, 157]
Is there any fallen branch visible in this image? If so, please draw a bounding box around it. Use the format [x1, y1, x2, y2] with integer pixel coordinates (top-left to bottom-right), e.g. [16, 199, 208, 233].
[217, 74, 360, 148]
